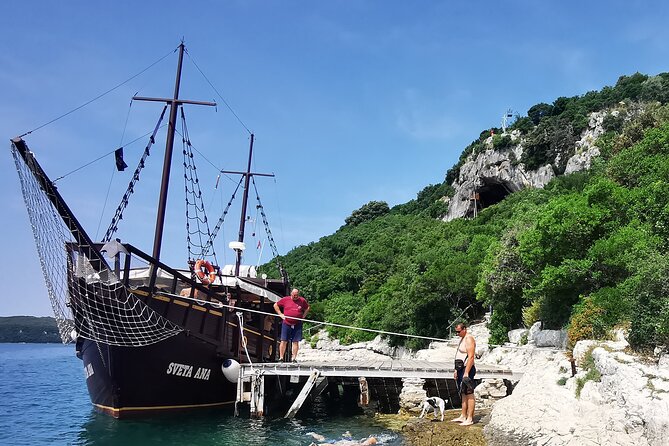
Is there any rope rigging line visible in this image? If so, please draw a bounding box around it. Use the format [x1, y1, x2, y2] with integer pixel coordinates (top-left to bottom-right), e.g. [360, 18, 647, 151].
[251, 177, 280, 260]
[52, 124, 167, 184]
[95, 164, 117, 241]
[172, 127, 241, 187]
[102, 106, 168, 243]
[170, 121, 282, 271]
[183, 47, 252, 135]
[181, 107, 218, 266]
[251, 176, 285, 278]
[17, 46, 178, 139]
[170, 292, 454, 344]
[95, 97, 136, 240]
[202, 176, 244, 258]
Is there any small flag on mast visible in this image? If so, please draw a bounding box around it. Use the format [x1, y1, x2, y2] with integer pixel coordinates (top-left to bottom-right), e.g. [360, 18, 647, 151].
[115, 148, 128, 171]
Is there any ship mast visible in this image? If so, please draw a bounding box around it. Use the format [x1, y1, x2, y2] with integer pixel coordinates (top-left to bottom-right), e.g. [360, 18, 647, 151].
[133, 42, 216, 263]
[220, 135, 275, 276]
[137, 42, 274, 279]
[235, 134, 254, 276]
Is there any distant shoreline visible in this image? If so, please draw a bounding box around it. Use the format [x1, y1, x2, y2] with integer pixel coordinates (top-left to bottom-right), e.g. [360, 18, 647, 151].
[0, 316, 61, 343]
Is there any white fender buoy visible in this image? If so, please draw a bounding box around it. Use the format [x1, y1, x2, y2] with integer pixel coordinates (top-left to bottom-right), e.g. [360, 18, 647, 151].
[70, 329, 78, 342]
[222, 359, 240, 383]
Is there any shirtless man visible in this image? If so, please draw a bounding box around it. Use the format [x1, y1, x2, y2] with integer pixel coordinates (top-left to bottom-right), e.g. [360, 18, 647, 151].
[452, 322, 476, 426]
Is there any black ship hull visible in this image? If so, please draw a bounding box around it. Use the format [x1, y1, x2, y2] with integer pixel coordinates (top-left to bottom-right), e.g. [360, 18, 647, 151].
[71, 274, 285, 418]
[79, 334, 236, 417]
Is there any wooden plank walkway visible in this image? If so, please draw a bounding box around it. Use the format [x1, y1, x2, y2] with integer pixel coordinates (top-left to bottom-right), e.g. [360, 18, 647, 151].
[240, 359, 523, 381]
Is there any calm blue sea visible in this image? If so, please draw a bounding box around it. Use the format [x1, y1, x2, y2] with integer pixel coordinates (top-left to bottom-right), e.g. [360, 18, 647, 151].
[0, 344, 403, 446]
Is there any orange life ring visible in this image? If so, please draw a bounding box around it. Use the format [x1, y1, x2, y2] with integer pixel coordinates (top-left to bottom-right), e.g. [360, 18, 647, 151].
[194, 259, 216, 285]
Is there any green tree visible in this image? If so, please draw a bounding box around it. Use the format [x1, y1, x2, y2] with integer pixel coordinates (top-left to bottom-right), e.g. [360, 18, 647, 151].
[527, 103, 553, 125]
[345, 201, 390, 226]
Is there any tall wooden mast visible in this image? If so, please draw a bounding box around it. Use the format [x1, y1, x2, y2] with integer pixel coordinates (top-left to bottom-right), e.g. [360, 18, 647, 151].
[133, 42, 216, 263]
[220, 135, 274, 276]
[234, 134, 254, 276]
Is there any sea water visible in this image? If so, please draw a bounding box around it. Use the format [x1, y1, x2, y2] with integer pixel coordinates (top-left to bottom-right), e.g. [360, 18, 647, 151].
[0, 344, 403, 445]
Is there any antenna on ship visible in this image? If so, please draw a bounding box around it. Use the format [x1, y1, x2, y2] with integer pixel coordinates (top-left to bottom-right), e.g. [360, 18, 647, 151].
[501, 108, 513, 132]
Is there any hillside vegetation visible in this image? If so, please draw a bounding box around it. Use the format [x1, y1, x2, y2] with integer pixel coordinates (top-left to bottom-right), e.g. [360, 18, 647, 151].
[262, 73, 669, 351]
[0, 316, 60, 343]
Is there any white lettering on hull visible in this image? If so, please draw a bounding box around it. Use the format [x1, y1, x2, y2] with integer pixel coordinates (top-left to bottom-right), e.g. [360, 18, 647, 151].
[166, 362, 211, 381]
[84, 363, 94, 379]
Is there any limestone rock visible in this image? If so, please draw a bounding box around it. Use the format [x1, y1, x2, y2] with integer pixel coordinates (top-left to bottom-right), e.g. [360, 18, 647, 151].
[659, 354, 669, 370]
[299, 330, 401, 363]
[508, 328, 528, 344]
[564, 111, 606, 175]
[474, 378, 509, 409]
[572, 338, 628, 366]
[484, 341, 669, 446]
[399, 377, 426, 413]
[534, 329, 567, 348]
[527, 322, 542, 343]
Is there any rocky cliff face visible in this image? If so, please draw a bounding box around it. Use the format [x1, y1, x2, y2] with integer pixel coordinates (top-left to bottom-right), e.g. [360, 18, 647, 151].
[443, 111, 608, 222]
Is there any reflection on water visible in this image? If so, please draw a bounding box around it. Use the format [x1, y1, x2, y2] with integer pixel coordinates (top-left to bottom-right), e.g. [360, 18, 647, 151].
[0, 344, 403, 446]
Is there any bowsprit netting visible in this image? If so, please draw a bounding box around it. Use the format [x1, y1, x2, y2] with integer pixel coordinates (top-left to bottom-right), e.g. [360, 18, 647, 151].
[11, 138, 182, 346]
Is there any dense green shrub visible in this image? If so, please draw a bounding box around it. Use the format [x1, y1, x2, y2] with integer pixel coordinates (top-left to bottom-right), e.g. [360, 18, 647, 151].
[528, 102, 553, 124]
[345, 201, 390, 226]
[492, 134, 513, 150]
[567, 297, 610, 350]
[627, 253, 669, 349]
[510, 116, 534, 134]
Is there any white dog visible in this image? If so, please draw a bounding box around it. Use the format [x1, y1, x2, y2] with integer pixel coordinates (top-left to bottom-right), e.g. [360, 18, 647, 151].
[419, 396, 446, 421]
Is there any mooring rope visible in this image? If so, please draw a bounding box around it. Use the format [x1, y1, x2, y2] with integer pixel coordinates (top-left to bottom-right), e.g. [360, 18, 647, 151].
[165, 291, 453, 343]
[236, 311, 257, 373]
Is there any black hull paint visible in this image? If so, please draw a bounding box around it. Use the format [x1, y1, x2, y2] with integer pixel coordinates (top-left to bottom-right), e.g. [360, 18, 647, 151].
[80, 334, 237, 417]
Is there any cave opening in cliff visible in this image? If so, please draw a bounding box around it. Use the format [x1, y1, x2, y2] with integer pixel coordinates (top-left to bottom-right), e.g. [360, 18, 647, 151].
[465, 180, 514, 218]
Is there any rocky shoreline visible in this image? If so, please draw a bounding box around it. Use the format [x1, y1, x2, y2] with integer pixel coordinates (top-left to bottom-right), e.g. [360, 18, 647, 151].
[377, 409, 489, 446]
[300, 320, 669, 446]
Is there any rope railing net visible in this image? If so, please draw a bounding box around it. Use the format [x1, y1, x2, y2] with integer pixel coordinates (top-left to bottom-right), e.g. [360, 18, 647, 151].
[11, 140, 182, 346]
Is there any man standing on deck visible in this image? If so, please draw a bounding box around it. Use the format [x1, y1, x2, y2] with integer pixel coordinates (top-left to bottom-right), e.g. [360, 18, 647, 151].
[274, 288, 310, 362]
[452, 322, 477, 426]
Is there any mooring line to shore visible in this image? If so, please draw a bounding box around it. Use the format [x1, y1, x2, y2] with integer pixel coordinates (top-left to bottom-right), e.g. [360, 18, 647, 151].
[158, 290, 454, 343]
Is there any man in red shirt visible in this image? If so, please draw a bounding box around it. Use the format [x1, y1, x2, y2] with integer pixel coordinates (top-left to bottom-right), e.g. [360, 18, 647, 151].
[273, 288, 310, 362]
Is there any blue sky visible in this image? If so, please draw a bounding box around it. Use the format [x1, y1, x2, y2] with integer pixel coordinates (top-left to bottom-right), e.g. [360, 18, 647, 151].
[2, 1, 669, 316]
